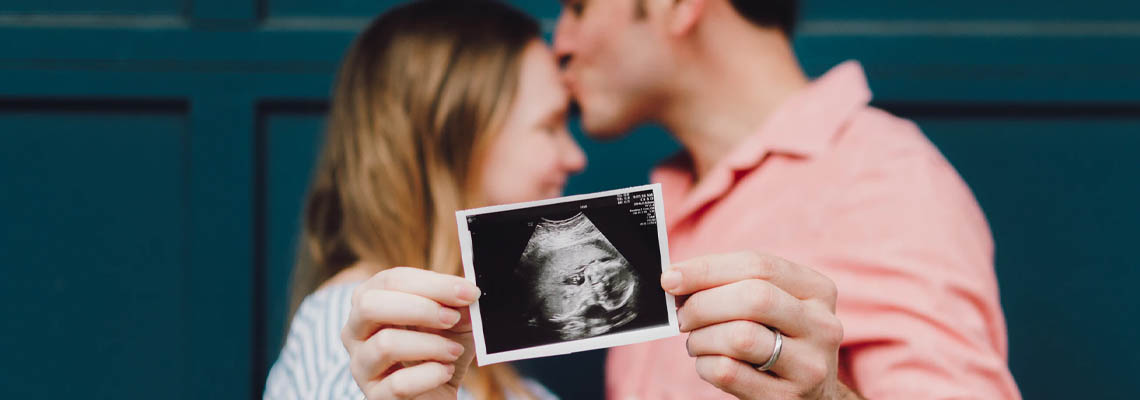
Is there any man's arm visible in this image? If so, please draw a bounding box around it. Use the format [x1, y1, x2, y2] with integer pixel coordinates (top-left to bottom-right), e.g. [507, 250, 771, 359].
[812, 147, 1020, 399]
[664, 142, 1019, 399]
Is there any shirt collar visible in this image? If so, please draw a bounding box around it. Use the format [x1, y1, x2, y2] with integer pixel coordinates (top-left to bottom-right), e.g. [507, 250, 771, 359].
[653, 61, 873, 226]
[722, 60, 872, 170]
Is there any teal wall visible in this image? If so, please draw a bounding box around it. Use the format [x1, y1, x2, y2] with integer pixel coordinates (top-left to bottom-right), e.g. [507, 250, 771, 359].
[1, 1, 1137, 398]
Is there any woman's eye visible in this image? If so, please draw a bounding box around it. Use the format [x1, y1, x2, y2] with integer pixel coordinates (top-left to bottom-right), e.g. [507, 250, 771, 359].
[564, 272, 585, 285]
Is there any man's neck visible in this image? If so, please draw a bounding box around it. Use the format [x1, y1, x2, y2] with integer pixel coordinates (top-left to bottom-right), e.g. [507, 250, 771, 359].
[659, 32, 808, 182]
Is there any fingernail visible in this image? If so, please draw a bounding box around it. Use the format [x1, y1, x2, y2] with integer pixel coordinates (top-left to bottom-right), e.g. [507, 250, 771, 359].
[448, 342, 465, 357]
[661, 270, 681, 292]
[455, 283, 480, 303]
[439, 308, 461, 326]
[446, 364, 456, 375]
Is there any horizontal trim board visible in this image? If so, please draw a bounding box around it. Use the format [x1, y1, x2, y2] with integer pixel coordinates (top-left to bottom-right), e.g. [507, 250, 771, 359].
[0, 97, 187, 113]
[0, 14, 187, 29]
[260, 16, 367, 31]
[879, 102, 1140, 119]
[1, 64, 1138, 104]
[0, 29, 1135, 66]
[3, 13, 1140, 38]
[800, 20, 1140, 37]
[257, 99, 328, 114]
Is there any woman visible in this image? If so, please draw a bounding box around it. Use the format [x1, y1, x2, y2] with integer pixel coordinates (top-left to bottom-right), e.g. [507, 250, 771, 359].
[263, 0, 586, 398]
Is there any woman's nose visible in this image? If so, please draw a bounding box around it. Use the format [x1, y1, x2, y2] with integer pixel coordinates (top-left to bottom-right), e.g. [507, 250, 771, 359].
[561, 134, 587, 173]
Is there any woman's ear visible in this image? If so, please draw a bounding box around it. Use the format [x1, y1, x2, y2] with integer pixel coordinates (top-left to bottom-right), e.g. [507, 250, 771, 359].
[668, 0, 709, 37]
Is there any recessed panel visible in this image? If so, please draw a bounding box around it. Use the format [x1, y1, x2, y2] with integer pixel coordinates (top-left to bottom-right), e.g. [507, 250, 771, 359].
[0, 106, 187, 398]
[916, 114, 1140, 399]
[261, 110, 325, 372]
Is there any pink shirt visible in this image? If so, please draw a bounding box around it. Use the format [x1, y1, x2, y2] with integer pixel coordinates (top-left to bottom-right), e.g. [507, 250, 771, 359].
[606, 61, 1021, 399]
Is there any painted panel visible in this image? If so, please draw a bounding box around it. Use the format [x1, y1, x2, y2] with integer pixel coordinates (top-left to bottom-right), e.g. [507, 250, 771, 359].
[917, 113, 1140, 400]
[0, 103, 188, 398]
[183, 95, 256, 399]
[0, 0, 1135, 398]
[258, 108, 324, 378]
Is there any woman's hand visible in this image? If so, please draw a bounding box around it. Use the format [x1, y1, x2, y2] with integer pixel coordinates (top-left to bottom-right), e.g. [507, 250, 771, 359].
[342, 267, 482, 400]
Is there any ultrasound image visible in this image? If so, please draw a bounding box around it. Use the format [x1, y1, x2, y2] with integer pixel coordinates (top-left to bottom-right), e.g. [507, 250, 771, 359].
[465, 188, 670, 355]
[520, 212, 639, 340]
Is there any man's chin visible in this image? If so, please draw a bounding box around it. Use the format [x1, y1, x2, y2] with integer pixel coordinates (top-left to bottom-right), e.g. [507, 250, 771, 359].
[580, 115, 635, 141]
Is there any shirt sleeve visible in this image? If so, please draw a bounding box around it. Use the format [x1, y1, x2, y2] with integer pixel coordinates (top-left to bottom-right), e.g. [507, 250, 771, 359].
[262, 283, 558, 400]
[264, 284, 363, 400]
[813, 128, 1022, 399]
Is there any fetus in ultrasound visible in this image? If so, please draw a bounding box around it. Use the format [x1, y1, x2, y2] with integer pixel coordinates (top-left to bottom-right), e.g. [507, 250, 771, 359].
[519, 212, 639, 340]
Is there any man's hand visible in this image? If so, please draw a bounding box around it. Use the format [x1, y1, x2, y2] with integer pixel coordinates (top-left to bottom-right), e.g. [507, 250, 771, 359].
[662, 252, 861, 399]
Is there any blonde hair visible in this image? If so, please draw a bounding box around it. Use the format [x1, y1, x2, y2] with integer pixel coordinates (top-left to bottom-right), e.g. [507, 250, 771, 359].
[290, 1, 541, 398]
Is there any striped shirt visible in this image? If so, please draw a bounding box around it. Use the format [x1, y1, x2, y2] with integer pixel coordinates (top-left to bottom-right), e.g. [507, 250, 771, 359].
[264, 283, 556, 400]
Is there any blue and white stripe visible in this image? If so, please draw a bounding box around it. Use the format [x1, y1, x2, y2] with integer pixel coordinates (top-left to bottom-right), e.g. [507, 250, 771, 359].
[265, 283, 362, 400]
[263, 283, 557, 400]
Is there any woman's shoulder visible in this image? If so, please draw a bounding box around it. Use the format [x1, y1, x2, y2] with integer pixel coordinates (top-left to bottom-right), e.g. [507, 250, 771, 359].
[266, 278, 559, 400]
[321, 264, 374, 289]
[286, 281, 361, 356]
[297, 281, 360, 322]
[290, 281, 360, 345]
[264, 282, 363, 399]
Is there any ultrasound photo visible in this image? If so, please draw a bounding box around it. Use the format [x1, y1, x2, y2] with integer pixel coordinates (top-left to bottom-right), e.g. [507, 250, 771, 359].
[456, 184, 679, 365]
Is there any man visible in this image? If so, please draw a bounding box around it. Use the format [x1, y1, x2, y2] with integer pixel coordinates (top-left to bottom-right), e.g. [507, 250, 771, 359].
[554, 0, 1021, 399]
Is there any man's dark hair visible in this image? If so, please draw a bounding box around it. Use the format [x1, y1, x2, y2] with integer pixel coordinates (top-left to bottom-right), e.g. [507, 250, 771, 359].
[728, 0, 799, 37]
[633, 0, 799, 38]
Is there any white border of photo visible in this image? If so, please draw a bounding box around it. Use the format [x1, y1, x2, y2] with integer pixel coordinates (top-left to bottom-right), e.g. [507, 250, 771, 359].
[456, 183, 680, 366]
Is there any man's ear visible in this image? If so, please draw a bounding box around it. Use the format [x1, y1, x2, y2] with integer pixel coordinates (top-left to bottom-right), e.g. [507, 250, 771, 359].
[667, 0, 708, 36]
